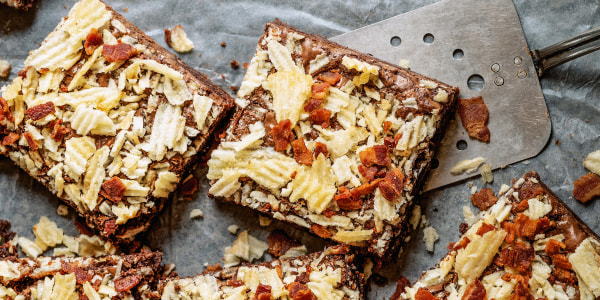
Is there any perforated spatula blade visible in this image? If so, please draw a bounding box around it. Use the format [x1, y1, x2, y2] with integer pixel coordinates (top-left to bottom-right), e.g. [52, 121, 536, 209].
[331, 0, 551, 191]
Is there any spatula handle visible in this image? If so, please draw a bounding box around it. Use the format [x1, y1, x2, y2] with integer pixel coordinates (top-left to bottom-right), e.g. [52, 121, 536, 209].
[533, 27, 600, 77]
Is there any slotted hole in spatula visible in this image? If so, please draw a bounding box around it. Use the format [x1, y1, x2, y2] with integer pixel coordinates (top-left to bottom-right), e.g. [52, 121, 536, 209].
[467, 74, 485, 91]
[423, 33, 434, 44]
[390, 36, 401, 47]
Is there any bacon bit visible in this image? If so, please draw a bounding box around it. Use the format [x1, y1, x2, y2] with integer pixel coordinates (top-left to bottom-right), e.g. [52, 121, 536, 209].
[311, 82, 330, 99]
[502, 221, 516, 244]
[103, 219, 117, 236]
[552, 254, 572, 270]
[309, 108, 331, 128]
[448, 237, 470, 251]
[414, 288, 438, 300]
[358, 164, 379, 181]
[292, 139, 313, 165]
[290, 171, 297, 179]
[383, 136, 397, 149]
[51, 119, 69, 142]
[267, 230, 300, 258]
[552, 267, 576, 285]
[379, 168, 405, 201]
[102, 43, 137, 62]
[205, 263, 222, 272]
[390, 276, 412, 300]
[2, 133, 19, 146]
[303, 97, 323, 112]
[513, 199, 530, 213]
[511, 282, 535, 300]
[180, 176, 198, 196]
[573, 172, 600, 203]
[23, 132, 38, 151]
[322, 209, 336, 218]
[271, 119, 294, 152]
[114, 275, 141, 292]
[471, 188, 498, 211]
[511, 242, 535, 273]
[73, 267, 92, 284]
[545, 239, 565, 256]
[314, 142, 329, 159]
[288, 282, 316, 300]
[0, 97, 14, 123]
[476, 222, 496, 236]
[243, 62, 249, 69]
[462, 279, 486, 300]
[226, 279, 245, 287]
[334, 186, 362, 211]
[383, 121, 392, 133]
[513, 214, 550, 240]
[458, 96, 490, 142]
[100, 177, 127, 203]
[359, 145, 391, 166]
[253, 284, 272, 300]
[317, 71, 341, 86]
[518, 180, 545, 202]
[17, 67, 29, 79]
[351, 178, 384, 200]
[25, 102, 55, 121]
[84, 28, 103, 55]
[311, 224, 331, 239]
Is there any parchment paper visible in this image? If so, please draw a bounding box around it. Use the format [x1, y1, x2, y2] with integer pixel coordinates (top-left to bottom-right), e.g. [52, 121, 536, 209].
[1, 0, 599, 298]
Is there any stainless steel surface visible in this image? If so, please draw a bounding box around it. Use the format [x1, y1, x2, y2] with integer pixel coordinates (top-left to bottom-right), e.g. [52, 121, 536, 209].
[1, 1, 599, 299]
[534, 26, 600, 76]
[332, 0, 552, 192]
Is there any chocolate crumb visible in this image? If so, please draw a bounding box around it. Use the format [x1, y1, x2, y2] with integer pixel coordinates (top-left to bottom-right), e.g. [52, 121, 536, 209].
[220, 42, 227, 47]
[123, 7, 128, 12]
[230, 59, 240, 69]
[230, 86, 239, 92]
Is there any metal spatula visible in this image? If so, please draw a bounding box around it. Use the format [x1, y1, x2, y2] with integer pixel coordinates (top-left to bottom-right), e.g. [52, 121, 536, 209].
[331, 0, 600, 191]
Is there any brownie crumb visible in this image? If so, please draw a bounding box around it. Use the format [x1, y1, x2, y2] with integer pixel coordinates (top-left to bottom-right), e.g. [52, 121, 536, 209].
[555, 139, 561, 145]
[123, 7, 128, 12]
[230, 59, 240, 69]
[220, 42, 227, 47]
[230, 86, 239, 92]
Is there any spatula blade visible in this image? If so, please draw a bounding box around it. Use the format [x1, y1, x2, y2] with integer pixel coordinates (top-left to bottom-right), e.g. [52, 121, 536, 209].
[331, 0, 551, 191]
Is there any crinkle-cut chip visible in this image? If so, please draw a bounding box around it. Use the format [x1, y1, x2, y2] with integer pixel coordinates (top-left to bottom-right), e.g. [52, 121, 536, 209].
[47, 164, 65, 196]
[82, 146, 110, 210]
[569, 237, 600, 297]
[167, 25, 194, 53]
[193, 94, 213, 131]
[82, 281, 101, 300]
[0, 261, 21, 283]
[309, 53, 330, 75]
[308, 214, 352, 229]
[153, 171, 178, 198]
[341, 56, 379, 76]
[524, 197, 552, 220]
[238, 50, 270, 98]
[332, 155, 354, 185]
[71, 105, 116, 137]
[450, 156, 485, 175]
[455, 228, 506, 284]
[584, 150, 600, 176]
[419, 253, 455, 287]
[362, 105, 383, 137]
[37, 71, 65, 94]
[77, 234, 115, 257]
[265, 69, 313, 127]
[221, 122, 266, 152]
[396, 115, 427, 152]
[142, 102, 186, 161]
[51, 273, 78, 300]
[246, 157, 298, 190]
[333, 229, 373, 243]
[230, 230, 268, 262]
[121, 59, 183, 83]
[111, 202, 140, 225]
[317, 126, 368, 159]
[163, 76, 192, 106]
[33, 216, 64, 251]
[433, 90, 449, 103]
[307, 278, 345, 300]
[208, 169, 243, 197]
[207, 148, 298, 180]
[290, 154, 337, 214]
[322, 87, 350, 114]
[420, 80, 438, 89]
[374, 189, 397, 231]
[32, 87, 122, 112]
[121, 179, 150, 197]
[17, 236, 43, 258]
[68, 45, 104, 91]
[481, 271, 516, 300]
[64, 137, 96, 177]
[267, 39, 300, 72]
[24, 0, 112, 71]
[423, 226, 439, 252]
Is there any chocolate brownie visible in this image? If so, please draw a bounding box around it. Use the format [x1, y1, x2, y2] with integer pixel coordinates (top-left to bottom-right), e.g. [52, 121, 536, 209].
[0, 0, 34, 10]
[207, 21, 459, 259]
[0, 0, 234, 244]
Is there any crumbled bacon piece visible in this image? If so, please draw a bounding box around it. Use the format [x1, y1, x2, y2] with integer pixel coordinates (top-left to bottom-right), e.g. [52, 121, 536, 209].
[378, 168, 405, 201]
[311, 224, 331, 239]
[50, 119, 69, 142]
[358, 164, 379, 181]
[573, 172, 600, 203]
[476, 222, 496, 236]
[359, 145, 391, 166]
[17, 67, 29, 79]
[462, 279, 486, 300]
[518, 180, 545, 202]
[267, 230, 300, 258]
[311, 82, 330, 99]
[383, 121, 392, 133]
[23, 132, 38, 151]
[545, 239, 565, 256]
[100, 177, 127, 203]
[314, 142, 328, 158]
[253, 284, 272, 300]
[103, 219, 117, 236]
[414, 288, 438, 300]
[322, 209, 335, 218]
[303, 98, 323, 113]
[513, 199, 529, 213]
[498, 242, 534, 273]
[383, 136, 397, 149]
[226, 279, 245, 287]
[317, 71, 341, 85]
[448, 237, 470, 251]
[114, 275, 141, 292]
[61, 262, 92, 284]
[390, 276, 412, 300]
[25, 102, 55, 121]
[513, 214, 550, 240]
[552, 267, 576, 285]
[288, 282, 316, 300]
[292, 139, 313, 165]
[458, 96, 490, 142]
[271, 119, 294, 152]
[552, 254, 572, 270]
[351, 178, 383, 199]
[471, 188, 498, 211]
[335, 186, 362, 210]
[2, 133, 19, 146]
[0, 97, 14, 123]
[205, 263, 222, 272]
[84, 28, 104, 55]
[309, 108, 331, 128]
[102, 43, 137, 62]
[511, 282, 534, 300]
